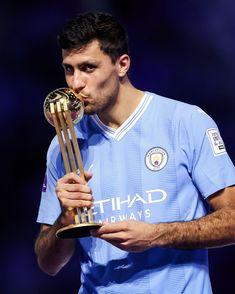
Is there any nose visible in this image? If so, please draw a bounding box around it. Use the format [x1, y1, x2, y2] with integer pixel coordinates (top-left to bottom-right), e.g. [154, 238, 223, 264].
[70, 71, 86, 92]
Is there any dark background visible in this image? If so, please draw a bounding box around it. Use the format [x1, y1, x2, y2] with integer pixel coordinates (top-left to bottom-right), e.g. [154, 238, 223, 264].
[1, 0, 235, 293]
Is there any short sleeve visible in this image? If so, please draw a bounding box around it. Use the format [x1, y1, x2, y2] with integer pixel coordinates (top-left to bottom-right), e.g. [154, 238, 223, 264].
[180, 106, 235, 199]
[36, 136, 64, 225]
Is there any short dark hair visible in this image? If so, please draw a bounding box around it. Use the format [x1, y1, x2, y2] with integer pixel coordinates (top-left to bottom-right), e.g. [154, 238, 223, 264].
[57, 11, 129, 64]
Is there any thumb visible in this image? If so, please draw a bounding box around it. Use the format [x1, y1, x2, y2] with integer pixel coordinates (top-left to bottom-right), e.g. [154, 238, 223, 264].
[84, 170, 93, 182]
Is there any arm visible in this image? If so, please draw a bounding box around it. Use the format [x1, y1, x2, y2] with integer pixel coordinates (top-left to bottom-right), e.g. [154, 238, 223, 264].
[153, 185, 235, 249]
[91, 186, 235, 251]
[35, 171, 93, 275]
[34, 220, 75, 276]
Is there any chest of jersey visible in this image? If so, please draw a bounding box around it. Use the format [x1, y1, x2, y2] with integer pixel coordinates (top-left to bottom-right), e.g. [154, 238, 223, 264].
[80, 113, 191, 225]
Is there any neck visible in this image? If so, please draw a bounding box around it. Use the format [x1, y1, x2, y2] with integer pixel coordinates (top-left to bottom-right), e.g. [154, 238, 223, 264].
[98, 81, 144, 129]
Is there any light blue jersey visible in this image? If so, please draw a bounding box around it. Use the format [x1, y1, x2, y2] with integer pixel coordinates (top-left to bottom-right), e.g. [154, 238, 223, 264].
[37, 92, 235, 293]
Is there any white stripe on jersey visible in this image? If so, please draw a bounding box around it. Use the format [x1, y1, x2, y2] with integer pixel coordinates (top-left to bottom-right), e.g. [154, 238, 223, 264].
[91, 92, 153, 141]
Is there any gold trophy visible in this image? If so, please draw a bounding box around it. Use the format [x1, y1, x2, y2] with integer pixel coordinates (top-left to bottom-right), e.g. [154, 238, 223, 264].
[43, 88, 101, 239]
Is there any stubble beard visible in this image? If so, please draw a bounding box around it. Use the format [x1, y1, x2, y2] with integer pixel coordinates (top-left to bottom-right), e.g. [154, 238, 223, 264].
[83, 98, 114, 116]
[83, 76, 119, 116]
[83, 91, 118, 116]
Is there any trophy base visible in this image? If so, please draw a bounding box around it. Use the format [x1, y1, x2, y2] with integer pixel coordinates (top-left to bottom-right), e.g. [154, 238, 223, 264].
[56, 222, 102, 239]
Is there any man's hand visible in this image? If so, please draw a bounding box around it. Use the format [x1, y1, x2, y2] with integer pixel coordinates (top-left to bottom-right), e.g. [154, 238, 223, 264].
[55, 171, 93, 224]
[91, 220, 159, 252]
[91, 186, 235, 251]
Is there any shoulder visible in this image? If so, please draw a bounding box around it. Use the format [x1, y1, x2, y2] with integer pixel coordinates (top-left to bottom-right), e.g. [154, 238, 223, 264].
[146, 92, 219, 147]
[147, 91, 212, 124]
[147, 91, 198, 114]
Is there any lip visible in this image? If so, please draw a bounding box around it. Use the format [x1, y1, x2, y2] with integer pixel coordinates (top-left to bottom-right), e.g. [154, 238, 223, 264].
[80, 96, 92, 107]
[78, 92, 89, 98]
[82, 96, 89, 100]
[78, 94, 89, 102]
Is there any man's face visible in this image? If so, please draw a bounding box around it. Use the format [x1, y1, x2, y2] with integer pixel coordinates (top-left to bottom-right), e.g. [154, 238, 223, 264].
[62, 40, 121, 115]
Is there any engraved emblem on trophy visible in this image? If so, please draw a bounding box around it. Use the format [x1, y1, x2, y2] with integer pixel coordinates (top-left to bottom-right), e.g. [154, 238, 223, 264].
[43, 88, 101, 238]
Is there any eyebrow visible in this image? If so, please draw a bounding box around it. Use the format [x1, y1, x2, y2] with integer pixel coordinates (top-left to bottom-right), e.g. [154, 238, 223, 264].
[62, 60, 98, 68]
[61, 62, 71, 68]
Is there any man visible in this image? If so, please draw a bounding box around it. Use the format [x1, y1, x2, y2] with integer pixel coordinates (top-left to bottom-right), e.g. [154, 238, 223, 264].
[35, 11, 235, 293]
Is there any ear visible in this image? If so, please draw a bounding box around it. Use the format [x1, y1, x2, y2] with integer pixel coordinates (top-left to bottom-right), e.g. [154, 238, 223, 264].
[118, 54, 130, 77]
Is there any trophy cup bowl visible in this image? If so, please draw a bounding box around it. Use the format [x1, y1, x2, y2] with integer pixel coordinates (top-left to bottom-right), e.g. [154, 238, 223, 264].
[43, 88, 101, 238]
[44, 87, 84, 126]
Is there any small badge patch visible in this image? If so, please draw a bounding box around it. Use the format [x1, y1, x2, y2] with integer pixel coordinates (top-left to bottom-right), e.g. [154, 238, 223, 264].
[42, 173, 47, 192]
[145, 147, 168, 171]
[207, 128, 226, 156]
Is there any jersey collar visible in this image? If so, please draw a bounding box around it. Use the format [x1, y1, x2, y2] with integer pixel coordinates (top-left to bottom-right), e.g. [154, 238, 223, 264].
[90, 92, 153, 141]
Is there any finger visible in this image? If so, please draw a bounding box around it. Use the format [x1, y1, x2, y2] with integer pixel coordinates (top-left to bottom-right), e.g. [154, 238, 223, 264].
[58, 172, 87, 185]
[91, 230, 122, 240]
[84, 171, 93, 182]
[57, 183, 92, 194]
[93, 222, 127, 235]
[59, 197, 93, 209]
[91, 224, 126, 239]
[57, 188, 93, 201]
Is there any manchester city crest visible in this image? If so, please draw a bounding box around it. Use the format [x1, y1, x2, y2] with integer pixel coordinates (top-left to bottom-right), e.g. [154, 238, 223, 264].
[145, 147, 168, 171]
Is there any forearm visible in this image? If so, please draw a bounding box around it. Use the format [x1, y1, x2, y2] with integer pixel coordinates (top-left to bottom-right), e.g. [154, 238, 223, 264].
[35, 216, 76, 275]
[152, 207, 235, 249]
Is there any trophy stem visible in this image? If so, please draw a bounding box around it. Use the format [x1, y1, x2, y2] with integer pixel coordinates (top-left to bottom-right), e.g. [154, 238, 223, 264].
[56, 101, 86, 223]
[47, 94, 101, 239]
[49, 103, 81, 225]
